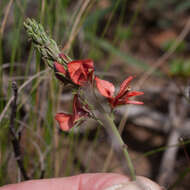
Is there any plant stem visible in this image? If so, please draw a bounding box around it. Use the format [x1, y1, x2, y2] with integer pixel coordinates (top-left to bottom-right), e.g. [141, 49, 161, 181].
[84, 86, 136, 180]
[104, 113, 136, 181]
[24, 18, 136, 181]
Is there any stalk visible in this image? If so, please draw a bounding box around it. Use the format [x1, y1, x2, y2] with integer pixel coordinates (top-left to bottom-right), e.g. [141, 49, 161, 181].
[82, 85, 136, 180]
[24, 18, 136, 181]
[104, 113, 136, 180]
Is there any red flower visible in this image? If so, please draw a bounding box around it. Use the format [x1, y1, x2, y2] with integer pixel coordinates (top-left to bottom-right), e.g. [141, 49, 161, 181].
[72, 94, 89, 122]
[68, 59, 94, 85]
[95, 76, 144, 108]
[55, 95, 89, 131]
[54, 62, 67, 76]
[55, 113, 73, 131]
[54, 61, 68, 83]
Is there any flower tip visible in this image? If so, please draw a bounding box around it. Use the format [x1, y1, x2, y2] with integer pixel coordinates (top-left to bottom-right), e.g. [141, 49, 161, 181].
[95, 77, 115, 98]
[128, 75, 134, 80]
[137, 101, 144, 105]
[127, 100, 144, 105]
[55, 113, 73, 131]
[135, 91, 144, 96]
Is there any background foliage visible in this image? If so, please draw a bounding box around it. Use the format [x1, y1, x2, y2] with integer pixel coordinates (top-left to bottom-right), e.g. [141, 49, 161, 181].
[1, 0, 190, 189]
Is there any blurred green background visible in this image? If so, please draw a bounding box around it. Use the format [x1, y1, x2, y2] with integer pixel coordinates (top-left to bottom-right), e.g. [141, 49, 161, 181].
[1, 0, 190, 189]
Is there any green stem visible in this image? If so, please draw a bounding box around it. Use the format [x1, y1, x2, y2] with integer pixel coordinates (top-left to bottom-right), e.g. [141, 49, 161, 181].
[85, 85, 136, 180]
[104, 113, 136, 181]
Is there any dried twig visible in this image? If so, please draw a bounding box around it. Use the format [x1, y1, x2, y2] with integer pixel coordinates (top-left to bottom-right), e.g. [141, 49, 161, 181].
[9, 81, 29, 180]
[157, 87, 187, 186]
[31, 141, 49, 179]
[29, 143, 51, 178]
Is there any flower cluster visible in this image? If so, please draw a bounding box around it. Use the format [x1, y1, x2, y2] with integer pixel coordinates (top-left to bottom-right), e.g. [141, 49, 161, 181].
[55, 95, 89, 131]
[55, 55, 143, 131]
[54, 59, 94, 85]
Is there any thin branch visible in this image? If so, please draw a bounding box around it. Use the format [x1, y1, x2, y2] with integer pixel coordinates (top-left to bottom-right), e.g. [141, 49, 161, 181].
[9, 81, 29, 180]
[31, 141, 45, 179]
[29, 143, 51, 179]
[157, 89, 187, 186]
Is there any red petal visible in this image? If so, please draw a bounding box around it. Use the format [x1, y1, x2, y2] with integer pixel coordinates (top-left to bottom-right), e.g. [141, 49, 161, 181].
[68, 61, 86, 85]
[54, 62, 66, 75]
[116, 76, 134, 98]
[73, 95, 89, 121]
[73, 67, 86, 85]
[126, 100, 144, 105]
[68, 60, 94, 85]
[73, 95, 82, 118]
[95, 77, 115, 98]
[68, 62, 81, 83]
[127, 91, 144, 97]
[82, 59, 94, 69]
[55, 113, 73, 131]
